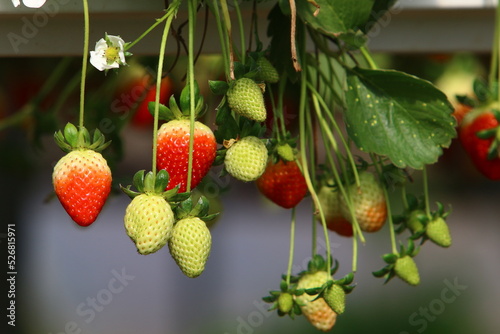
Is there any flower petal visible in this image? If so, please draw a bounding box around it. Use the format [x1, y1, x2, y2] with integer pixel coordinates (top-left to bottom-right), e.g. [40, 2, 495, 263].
[22, 0, 46, 8]
[12, 0, 21, 7]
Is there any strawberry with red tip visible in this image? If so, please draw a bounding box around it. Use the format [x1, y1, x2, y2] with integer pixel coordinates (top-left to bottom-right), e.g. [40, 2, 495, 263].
[52, 123, 112, 226]
[256, 143, 308, 209]
[155, 82, 217, 192]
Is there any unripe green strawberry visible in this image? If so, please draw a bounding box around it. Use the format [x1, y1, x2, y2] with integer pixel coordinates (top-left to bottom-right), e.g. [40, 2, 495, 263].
[426, 217, 452, 247]
[394, 256, 420, 286]
[169, 217, 212, 278]
[295, 271, 337, 331]
[225, 136, 268, 182]
[256, 57, 279, 83]
[53, 149, 112, 226]
[407, 209, 426, 233]
[226, 78, 267, 122]
[340, 171, 387, 232]
[323, 284, 346, 315]
[124, 193, 175, 255]
[278, 292, 294, 314]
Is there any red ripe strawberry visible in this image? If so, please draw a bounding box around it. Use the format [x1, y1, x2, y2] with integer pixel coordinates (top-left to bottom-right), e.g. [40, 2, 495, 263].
[52, 124, 112, 226]
[459, 108, 500, 180]
[256, 159, 308, 209]
[131, 76, 173, 127]
[157, 119, 217, 192]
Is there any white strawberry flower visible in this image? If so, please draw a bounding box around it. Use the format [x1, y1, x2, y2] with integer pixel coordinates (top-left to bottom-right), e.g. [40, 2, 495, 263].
[12, 0, 46, 8]
[89, 34, 127, 72]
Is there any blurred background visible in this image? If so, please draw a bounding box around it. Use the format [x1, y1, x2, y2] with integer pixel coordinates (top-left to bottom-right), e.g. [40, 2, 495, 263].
[2, 1, 500, 334]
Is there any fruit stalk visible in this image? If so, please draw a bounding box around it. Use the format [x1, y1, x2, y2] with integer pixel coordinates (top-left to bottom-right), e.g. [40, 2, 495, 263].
[285, 208, 297, 286]
[151, 0, 179, 176]
[187, 0, 197, 192]
[79, 0, 90, 128]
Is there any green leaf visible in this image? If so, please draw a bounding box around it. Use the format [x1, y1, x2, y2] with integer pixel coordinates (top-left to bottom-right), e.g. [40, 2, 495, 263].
[214, 103, 240, 143]
[344, 68, 456, 169]
[294, 0, 374, 36]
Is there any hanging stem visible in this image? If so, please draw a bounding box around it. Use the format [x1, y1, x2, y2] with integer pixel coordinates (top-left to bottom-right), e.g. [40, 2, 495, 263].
[360, 45, 378, 70]
[219, 0, 236, 80]
[489, 2, 500, 88]
[288, 0, 301, 72]
[232, 0, 246, 65]
[151, 0, 181, 176]
[210, 0, 231, 80]
[79, 0, 90, 129]
[125, 10, 178, 52]
[186, 0, 197, 192]
[371, 153, 398, 255]
[422, 166, 432, 218]
[285, 208, 297, 286]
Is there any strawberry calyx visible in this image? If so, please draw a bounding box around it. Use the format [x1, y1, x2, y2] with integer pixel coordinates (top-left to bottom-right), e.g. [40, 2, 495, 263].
[120, 170, 190, 204]
[54, 122, 110, 153]
[268, 132, 298, 163]
[473, 108, 500, 160]
[148, 81, 205, 122]
[174, 195, 219, 223]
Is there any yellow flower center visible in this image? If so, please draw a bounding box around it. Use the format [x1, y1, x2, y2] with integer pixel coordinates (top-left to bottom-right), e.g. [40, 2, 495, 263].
[104, 46, 120, 62]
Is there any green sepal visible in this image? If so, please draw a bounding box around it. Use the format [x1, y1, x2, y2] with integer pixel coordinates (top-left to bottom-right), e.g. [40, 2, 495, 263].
[209, 80, 229, 95]
[120, 184, 140, 199]
[335, 272, 354, 285]
[154, 169, 170, 193]
[191, 195, 210, 217]
[262, 296, 276, 303]
[372, 266, 391, 278]
[54, 130, 72, 153]
[148, 101, 176, 121]
[133, 170, 146, 193]
[280, 280, 288, 292]
[175, 197, 193, 220]
[64, 123, 79, 147]
[343, 285, 356, 294]
[382, 253, 398, 264]
[168, 94, 183, 119]
[476, 128, 497, 139]
[143, 171, 156, 193]
[293, 303, 302, 316]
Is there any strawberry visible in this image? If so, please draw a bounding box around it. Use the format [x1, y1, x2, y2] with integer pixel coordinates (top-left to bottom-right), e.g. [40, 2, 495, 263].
[339, 171, 387, 232]
[295, 271, 337, 331]
[157, 119, 217, 192]
[169, 216, 212, 278]
[278, 292, 294, 314]
[53, 123, 111, 226]
[317, 182, 353, 237]
[226, 78, 267, 122]
[458, 108, 500, 180]
[426, 217, 452, 248]
[323, 284, 346, 315]
[121, 170, 186, 255]
[124, 193, 174, 255]
[255, 57, 279, 84]
[394, 255, 420, 286]
[224, 136, 268, 182]
[131, 76, 173, 127]
[256, 159, 307, 209]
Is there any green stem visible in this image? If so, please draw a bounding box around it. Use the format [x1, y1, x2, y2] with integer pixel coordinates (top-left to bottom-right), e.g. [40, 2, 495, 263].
[422, 166, 432, 218]
[489, 3, 500, 88]
[79, 0, 90, 129]
[125, 10, 175, 51]
[209, 0, 231, 80]
[232, 0, 246, 65]
[151, 0, 181, 176]
[371, 153, 397, 255]
[296, 23, 331, 276]
[285, 208, 297, 286]
[186, 0, 197, 192]
[360, 45, 378, 70]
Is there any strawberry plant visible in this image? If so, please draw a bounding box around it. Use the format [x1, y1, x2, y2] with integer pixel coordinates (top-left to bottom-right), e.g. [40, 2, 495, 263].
[10, 0, 498, 332]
